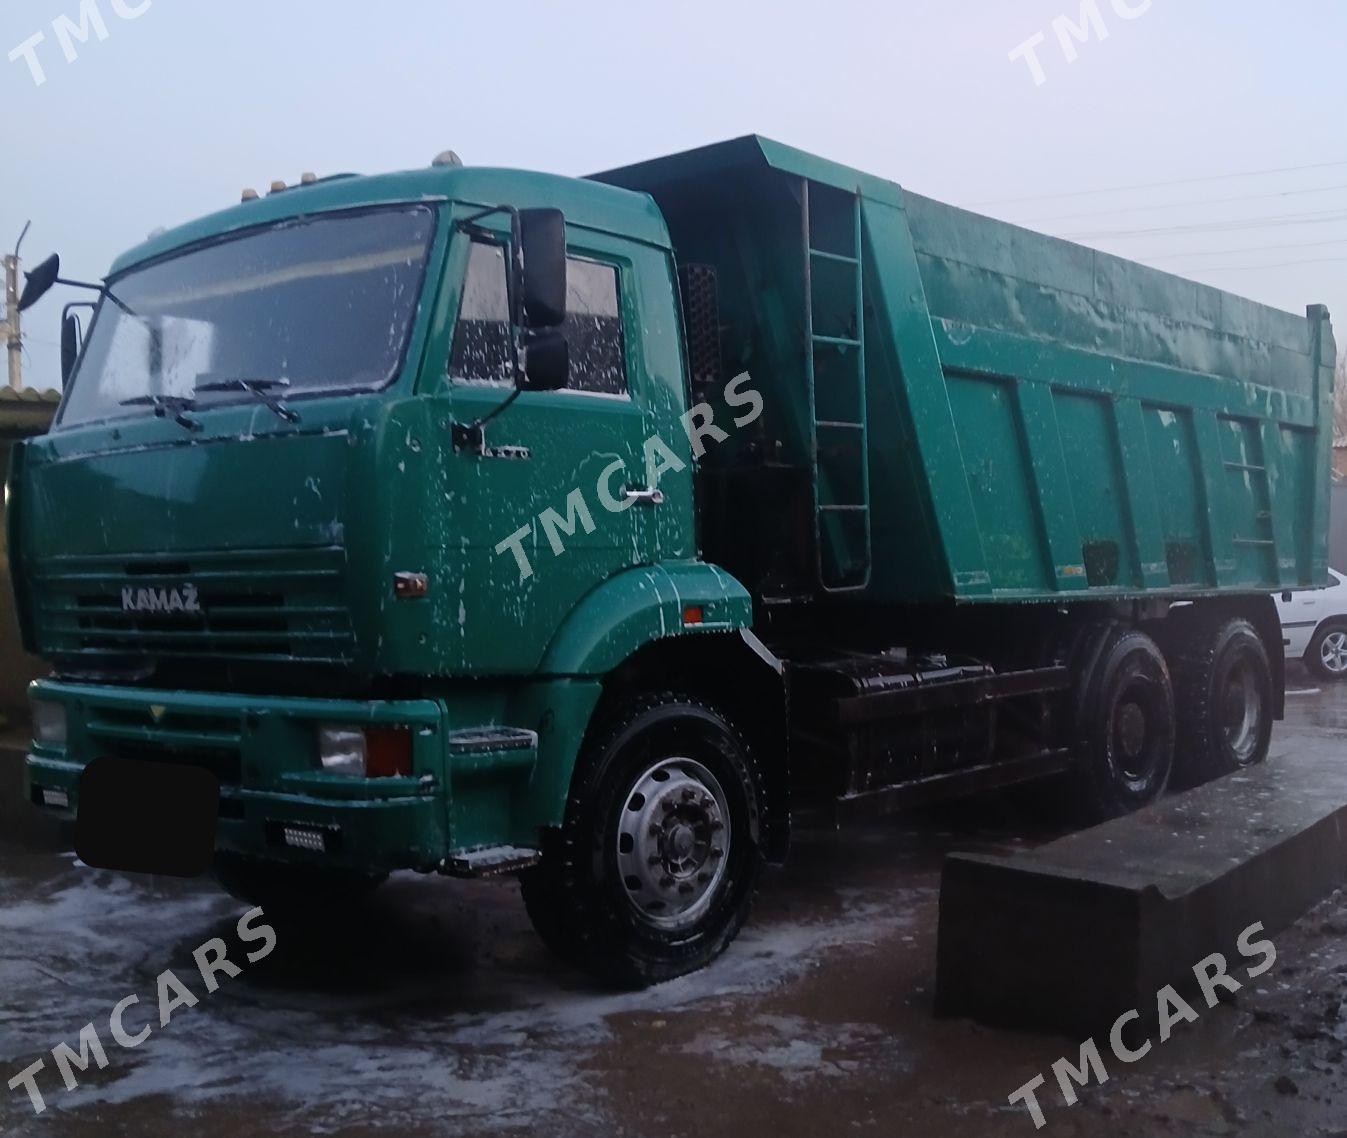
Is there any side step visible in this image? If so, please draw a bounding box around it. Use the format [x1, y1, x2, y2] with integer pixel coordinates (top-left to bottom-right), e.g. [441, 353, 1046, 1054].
[443, 846, 541, 878]
[936, 748, 1347, 1036]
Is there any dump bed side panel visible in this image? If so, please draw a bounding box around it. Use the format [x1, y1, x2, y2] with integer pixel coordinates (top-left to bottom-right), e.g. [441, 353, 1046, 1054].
[900, 192, 1333, 599]
[906, 193, 1316, 398]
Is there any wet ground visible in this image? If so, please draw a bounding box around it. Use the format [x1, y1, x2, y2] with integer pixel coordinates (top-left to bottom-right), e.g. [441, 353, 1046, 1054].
[1, 668, 1345, 1137]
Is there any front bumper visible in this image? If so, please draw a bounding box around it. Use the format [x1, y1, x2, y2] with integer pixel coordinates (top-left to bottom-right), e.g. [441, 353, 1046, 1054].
[25, 680, 450, 873]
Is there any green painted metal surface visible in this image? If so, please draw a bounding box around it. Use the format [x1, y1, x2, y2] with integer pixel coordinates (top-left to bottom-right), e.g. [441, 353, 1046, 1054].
[14, 167, 720, 680]
[8, 136, 1338, 871]
[597, 136, 1337, 601]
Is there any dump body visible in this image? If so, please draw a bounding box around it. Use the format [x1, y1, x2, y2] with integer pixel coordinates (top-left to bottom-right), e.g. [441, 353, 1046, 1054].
[597, 137, 1337, 603]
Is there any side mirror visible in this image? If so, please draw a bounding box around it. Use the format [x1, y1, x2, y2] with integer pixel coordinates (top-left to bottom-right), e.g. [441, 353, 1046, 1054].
[61, 312, 82, 385]
[521, 328, 569, 392]
[517, 209, 566, 328]
[18, 253, 60, 312]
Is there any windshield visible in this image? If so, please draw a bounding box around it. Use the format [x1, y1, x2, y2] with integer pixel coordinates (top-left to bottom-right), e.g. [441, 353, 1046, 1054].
[59, 205, 436, 428]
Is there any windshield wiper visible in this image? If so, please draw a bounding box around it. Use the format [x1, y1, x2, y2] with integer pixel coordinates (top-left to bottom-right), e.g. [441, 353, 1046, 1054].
[119, 394, 202, 433]
[195, 376, 301, 424]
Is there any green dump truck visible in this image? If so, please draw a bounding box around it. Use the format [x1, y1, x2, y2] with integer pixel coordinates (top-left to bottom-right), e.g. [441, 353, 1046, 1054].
[7, 137, 1336, 985]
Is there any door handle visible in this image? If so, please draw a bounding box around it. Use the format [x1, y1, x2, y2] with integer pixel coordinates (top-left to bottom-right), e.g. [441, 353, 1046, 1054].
[624, 487, 665, 507]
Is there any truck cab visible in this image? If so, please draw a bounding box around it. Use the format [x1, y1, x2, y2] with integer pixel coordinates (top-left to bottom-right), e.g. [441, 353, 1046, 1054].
[10, 161, 776, 982]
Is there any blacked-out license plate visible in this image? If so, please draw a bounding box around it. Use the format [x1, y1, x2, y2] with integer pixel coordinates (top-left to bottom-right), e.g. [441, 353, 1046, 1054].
[75, 757, 220, 878]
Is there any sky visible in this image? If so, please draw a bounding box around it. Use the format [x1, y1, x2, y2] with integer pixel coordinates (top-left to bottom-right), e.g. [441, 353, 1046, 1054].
[3, 0, 1346, 392]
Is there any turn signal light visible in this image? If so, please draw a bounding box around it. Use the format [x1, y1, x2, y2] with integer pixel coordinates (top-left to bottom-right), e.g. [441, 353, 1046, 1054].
[365, 727, 412, 779]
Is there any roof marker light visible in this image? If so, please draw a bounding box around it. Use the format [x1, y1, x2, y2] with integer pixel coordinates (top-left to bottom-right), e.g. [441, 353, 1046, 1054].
[241, 188, 260, 202]
[431, 150, 464, 169]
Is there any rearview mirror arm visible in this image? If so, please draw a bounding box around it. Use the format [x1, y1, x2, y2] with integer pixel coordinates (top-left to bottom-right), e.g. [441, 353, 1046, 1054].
[56, 276, 137, 317]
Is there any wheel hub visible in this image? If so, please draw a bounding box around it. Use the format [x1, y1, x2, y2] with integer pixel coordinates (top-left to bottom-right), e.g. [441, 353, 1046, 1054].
[1117, 702, 1148, 759]
[1110, 668, 1169, 787]
[1323, 631, 1347, 676]
[1222, 658, 1263, 761]
[615, 757, 730, 930]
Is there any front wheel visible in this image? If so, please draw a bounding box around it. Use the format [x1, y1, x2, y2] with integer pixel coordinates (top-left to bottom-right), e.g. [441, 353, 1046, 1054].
[520, 693, 764, 988]
[1307, 621, 1347, 683]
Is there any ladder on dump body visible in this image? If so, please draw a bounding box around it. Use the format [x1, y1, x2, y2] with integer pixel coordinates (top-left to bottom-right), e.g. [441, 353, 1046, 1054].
[802, 179, 873, 593]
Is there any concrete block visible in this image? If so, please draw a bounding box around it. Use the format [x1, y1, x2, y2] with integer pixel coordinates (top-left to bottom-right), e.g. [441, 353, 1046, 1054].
[936, 748, 1347, 1036]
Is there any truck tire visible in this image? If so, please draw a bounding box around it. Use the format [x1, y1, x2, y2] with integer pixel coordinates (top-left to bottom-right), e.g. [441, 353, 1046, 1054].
[1306, 620, 1347, 683]
[1070, 626, 1175, 822]
[213, 854, 387, 912]
[1169, 616, 1274, 785]
[520, 693, 764, 988]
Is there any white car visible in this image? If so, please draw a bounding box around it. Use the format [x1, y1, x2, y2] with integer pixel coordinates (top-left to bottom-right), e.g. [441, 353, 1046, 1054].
[1276, 568, 1347, 681]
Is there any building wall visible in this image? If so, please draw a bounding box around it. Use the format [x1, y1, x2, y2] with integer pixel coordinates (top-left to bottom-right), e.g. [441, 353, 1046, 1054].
[0, 438, 49, 724]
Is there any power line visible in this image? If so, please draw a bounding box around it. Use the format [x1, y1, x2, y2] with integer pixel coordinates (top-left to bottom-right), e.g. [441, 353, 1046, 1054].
[1139, 237, 1347, 263]
[966, 158, 1347, 209]
[1015, 183, 1347, 226]
[1175, 257, 1347, 273]
[1059, 207, 1347, 240]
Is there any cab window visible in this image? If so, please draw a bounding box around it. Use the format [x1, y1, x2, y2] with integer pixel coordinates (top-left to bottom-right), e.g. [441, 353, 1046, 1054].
[448, 240, 628, 397]
[563, 258, 626, 396]
[448, 242, 513, 385]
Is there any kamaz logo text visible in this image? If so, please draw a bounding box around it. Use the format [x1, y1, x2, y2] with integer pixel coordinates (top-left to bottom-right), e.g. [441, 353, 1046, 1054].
[121, 585, 202, 616]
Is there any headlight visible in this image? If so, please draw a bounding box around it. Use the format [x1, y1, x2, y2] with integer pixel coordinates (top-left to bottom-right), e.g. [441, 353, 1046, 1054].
[31, 700, 67, 746]
[316, 725, 413, 779]
[317, 725, 366, 778]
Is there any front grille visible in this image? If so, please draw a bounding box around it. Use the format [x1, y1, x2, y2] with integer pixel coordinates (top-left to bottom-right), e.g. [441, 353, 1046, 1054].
[86, 705, 245, 786]
[36, 546, 354, 663]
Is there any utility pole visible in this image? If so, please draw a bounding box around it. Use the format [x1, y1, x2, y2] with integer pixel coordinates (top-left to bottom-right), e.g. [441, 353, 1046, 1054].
[3, 253, 20, 391]
[3, 222, 30, 392]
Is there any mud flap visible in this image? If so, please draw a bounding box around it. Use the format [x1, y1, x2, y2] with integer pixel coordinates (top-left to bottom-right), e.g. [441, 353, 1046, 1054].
[76, 757, 219, 878]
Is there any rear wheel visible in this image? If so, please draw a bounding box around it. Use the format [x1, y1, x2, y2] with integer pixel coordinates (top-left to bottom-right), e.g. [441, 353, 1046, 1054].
[1307, 621, 1347, 683]
[520, 693, 764, 988]
[1069, 626, 1176, 821]
[1168, 616, 1274, 785]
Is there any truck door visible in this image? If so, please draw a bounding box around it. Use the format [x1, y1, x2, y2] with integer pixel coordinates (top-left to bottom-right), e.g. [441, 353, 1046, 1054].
[439, 225, 659, 674]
